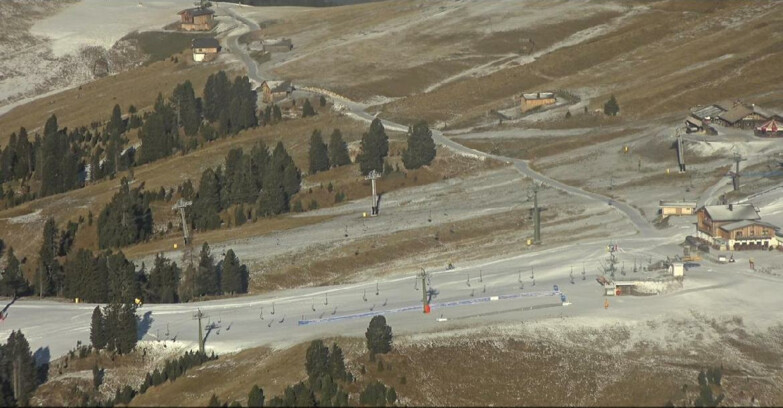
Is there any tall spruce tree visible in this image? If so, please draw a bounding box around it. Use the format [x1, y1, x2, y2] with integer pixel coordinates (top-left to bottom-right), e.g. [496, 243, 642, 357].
[305, 340, 329, 382]
[115, 303, 138, 354]
[90, 306, 107, 350]
[147, 254, 181, 303]
[328, 129, 351, 168]
[220, 249, 245, 295]
[402, 121, 436, 170]
[0, 248, 28, 297]
[192, 168, 222, 230]
[96, 178, 153, 249]
[172, 80, 201, 136]
[197, 242, 219, 296]
[36, 217, 61, 296]
[248, 385, 265, 408]
[604, 94, 620, 116]
[108, 104, 125, 136]
[302, 99, 316, 118]
[106, 251, 141, 303]
[357, 119, 389, 175]
[4, 331, 38, 406]
[308, 130, 330, 174]
[365, 315, 393, 357]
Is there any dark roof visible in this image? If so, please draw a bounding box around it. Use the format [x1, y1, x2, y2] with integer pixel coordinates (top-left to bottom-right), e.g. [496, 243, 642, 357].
[263, 80, 291, 93]
[701, 204, 759, 222]
[179, 7, 214, 16]
[719, 105, 754, 123]
[192, 38, 220, 49]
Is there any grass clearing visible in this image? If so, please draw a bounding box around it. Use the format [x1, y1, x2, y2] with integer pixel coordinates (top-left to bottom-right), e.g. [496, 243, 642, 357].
[122, 31, 215, 65]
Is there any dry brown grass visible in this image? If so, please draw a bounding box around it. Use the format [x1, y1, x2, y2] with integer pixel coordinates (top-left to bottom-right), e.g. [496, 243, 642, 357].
[0, 54, 234, 147]
[452, 129, 633, 161]
[120, 320, 783, 407]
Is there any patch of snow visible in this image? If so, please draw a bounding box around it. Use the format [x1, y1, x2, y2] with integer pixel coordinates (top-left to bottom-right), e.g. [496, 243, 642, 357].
[3, 209, 42, 224]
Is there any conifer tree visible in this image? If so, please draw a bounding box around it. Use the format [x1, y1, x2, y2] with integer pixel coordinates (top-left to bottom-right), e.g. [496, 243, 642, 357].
[4, 331, 38, 406]
[220, 249, 244, 295]
[365, 315, 393, 357]
[604, 94, 620, 116]
[108, 104, 125, 136]
[248, 385, 265, 408]
[328, 129, 351, 168]
[36, 217, 61, 296]
[192, 168, 222, 230]
[197, 242, 219, 296]
[402, 121, 436, 170]
[308, 130, 330, 174]
[208, 394, 221, 407]
[90, 306, 107, 350]
[0, 248, 28, 297]
[147, 254, 181, 303]
[172, 80, 201, 136]
[357, 119, 389, 175]
[328, 343, 347, 381]
[302, 99, 316, 118]
[305, 340, 329, 382]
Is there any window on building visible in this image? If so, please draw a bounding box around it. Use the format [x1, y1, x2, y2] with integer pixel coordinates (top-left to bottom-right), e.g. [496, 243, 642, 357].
[736, 231, 742, 238]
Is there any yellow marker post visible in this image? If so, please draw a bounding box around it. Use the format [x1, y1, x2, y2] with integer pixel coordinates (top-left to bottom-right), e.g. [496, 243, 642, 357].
[174, 243, 178, 249]
[604, 298, 609, 310]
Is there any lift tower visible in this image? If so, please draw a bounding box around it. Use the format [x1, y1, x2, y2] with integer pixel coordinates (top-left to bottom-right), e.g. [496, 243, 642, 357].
[529, 183, 542, 244]
[730, 152, 747, 192]
[172, 198, 194, 266]
[366, 170, 381, 216]
[418, 268, 430, 313]
[193, 308, 208, 354]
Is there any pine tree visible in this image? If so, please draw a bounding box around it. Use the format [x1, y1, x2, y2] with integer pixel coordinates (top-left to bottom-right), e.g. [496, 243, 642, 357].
[328, 129, 351, 168]
[604, 94, 620, 116]
[302, 99, 316, 118]
[328, 343, 347, 381]
[192, 168, 222, 231]
[5, 330, 38, 406]
[197, 242, 219, 296]
[357, 119, 389, 175]
[173, 80, 201, 136]
[108, 104, 125, 136]
[106, 251, 142, 303]
[319, 95, 327, 107]
[220, 250, 244, 294]
[90, 306, 107, 350]
[402, 121, 436, 170]
[148, 254, 181, 303]
[305, 340, 329, 382]
[36, 217, 61, 296]
[208, 393, 221, 407]
[365, 315, 393, 357]
[0, 248, 28, 297]
[248, 385, 265, 408]
[308, 130, 330, 174]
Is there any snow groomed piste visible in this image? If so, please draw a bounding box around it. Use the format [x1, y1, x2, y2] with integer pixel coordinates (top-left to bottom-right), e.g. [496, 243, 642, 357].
[298, 286, 568, 326]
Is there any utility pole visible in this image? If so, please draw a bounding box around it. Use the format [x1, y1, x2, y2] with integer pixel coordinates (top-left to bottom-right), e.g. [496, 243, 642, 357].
[193, 308, 208, 354]
[365, 170, 381, 216]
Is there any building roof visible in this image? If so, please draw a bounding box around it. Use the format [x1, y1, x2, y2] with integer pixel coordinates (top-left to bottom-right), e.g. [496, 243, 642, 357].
[659, 200, 697, 208]
[522, 92, 555, 101]
[701, 203, 759, 222]
[192, 38, 220, 49]
[691, 105, 725, 120]
[263, 80, 291, 93]
[719, 105, 754, 123]
[714, 100, 738, 111]
[751, 105, 774, 119]
[179, 7, 214, 16]
[719, 220, 779, 232]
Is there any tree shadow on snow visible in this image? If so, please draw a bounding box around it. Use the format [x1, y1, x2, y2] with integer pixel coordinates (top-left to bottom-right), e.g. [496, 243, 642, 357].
[137, 311, 154, 340]
[33, 346, 50, 383]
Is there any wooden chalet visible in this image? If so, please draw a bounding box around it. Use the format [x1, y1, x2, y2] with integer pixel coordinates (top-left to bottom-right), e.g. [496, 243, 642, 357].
[179, 7, 215, 31]
[520, 92, 556, 113]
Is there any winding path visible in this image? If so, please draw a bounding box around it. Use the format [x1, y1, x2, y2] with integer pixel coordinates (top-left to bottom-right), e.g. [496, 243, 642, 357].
[219, 6, 656, 237]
